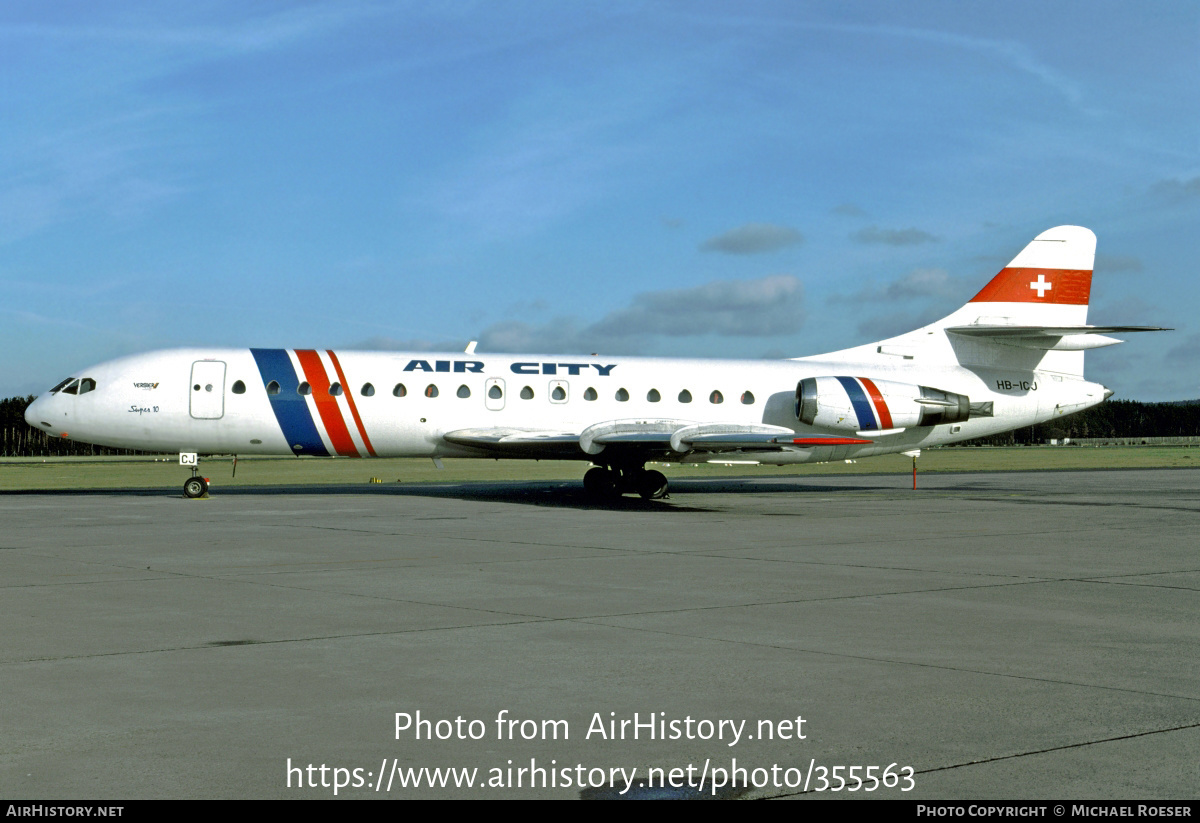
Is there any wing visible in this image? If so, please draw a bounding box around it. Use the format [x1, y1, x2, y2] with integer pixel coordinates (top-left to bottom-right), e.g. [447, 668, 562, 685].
[443, 419, 870, 461]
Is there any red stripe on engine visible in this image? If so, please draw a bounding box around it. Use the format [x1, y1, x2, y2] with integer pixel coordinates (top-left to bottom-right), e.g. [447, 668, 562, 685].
[294, 349, 360, 457]
[327, 350, 376, 457]
[857, 377, 893, 430]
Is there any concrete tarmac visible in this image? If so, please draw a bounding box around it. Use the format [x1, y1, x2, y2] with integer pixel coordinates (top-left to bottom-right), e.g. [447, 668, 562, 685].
[2, 468, 1198, 799]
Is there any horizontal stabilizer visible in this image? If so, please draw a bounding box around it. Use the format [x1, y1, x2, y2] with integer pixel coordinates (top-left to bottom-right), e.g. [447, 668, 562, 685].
[946, 324, 1169, 337]
[946, 324, 1170, 351]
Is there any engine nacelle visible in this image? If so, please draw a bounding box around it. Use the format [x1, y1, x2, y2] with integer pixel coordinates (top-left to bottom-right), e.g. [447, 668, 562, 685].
[795, 376, 971, 433]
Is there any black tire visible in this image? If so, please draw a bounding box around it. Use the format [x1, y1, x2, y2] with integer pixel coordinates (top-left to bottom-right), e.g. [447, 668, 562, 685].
[183, 476, 208, 499]
[637, 469, 669, 500]
[583, 466, 618, 497]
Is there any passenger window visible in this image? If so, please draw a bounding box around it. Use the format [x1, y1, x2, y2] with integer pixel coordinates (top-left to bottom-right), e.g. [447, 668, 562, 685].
[488, 385, 503, 399]
[710, 390, 724, 404]
[520, 386, 534, 400]
[329, 382, 343, 396]
[267, 380, 281, 395]
[298, 382, 312, 396]
[361, 383, 375, 397]
[232, 380, 246, 394]
[678, 389, 692, 403]
[551, 385, 566, 401]
[393, 383, 407, 397]
[583, 387, 598, 401]
[647, 389, 661, 402]
[457, 385, 471, 398]
[425, 384, 439, 398]
[615, 388, 629, 402]
[741, 391, 754, 404]
[78, 378, 96, 395]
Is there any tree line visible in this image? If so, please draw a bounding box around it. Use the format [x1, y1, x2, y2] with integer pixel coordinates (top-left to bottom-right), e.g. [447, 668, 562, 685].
[1, 394, 1198, 457]
[964, 398, 1200, 446]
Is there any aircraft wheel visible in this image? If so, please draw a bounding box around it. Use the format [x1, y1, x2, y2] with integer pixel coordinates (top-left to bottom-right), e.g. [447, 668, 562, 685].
[583, 467, 618, 497]
[183, 476, 209, 499]
[636, 470, 669, 500]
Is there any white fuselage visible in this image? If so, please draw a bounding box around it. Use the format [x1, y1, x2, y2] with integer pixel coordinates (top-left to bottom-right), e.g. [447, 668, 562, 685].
[24, 346, 1109, 465]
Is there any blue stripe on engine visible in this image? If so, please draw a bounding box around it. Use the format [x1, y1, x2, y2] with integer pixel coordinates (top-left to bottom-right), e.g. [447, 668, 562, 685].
[250, 348, 329, 456]
[835, 376, 877, 431]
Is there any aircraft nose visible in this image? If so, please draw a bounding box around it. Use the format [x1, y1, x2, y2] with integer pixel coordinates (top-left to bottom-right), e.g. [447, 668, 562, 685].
[1102, 386, 1114, 401]
[24, 395, 52, 430]
[24, 397, 41, 427]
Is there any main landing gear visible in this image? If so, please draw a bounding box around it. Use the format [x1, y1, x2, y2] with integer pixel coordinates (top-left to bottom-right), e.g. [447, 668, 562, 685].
[583, 465, 669, 500]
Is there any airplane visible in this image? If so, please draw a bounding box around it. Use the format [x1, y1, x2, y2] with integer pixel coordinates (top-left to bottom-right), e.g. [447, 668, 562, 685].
[24, 225, 1166, 500]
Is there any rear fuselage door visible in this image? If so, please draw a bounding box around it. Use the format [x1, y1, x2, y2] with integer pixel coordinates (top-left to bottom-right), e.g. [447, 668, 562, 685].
[190, 361, 226, 419]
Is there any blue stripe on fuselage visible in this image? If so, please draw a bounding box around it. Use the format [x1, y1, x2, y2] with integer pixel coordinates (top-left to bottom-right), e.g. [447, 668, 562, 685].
[250, 348, 329, 456]
[835, 376, 876, 431]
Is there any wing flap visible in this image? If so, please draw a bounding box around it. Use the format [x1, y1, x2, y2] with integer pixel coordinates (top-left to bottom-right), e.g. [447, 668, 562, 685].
[442, 427, 582, 457]
[683, 433, 872, 451]
[444, 421, 874, 459]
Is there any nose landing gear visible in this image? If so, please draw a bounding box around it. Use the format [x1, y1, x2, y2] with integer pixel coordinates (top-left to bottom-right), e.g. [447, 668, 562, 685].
[179, 452, 209, 498]
[183, 474, 209, 499]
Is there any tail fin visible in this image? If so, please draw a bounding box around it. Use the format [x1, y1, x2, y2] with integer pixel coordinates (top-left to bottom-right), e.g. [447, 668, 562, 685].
[934, 226, 1165, 376]
[914, 225, 1095, 377]
[813, 226, 1164, 377]
[960, 225, 1094, 327]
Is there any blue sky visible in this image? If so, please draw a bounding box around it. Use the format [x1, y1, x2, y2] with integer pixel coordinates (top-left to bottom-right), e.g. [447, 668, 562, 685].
[2, 1, 1196, 401]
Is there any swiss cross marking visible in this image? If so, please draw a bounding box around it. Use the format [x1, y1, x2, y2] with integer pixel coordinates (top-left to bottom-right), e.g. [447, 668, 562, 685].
[1029, 274, 1052, 298]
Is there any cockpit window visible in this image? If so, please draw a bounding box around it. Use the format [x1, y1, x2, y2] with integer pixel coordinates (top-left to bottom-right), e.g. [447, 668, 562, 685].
[77, 378, 96, 395]
[49, 378, 75, 394]
[61, 379, 81, 395]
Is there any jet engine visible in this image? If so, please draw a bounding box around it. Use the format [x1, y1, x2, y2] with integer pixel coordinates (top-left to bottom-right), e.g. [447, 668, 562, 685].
[795, 376, 972, 433]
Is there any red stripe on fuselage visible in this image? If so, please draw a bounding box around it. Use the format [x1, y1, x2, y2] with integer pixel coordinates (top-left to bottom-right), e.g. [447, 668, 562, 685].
[294, 349, 360, 457]
[857, 377, 893, 430]
[327, 350, 376, 457]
